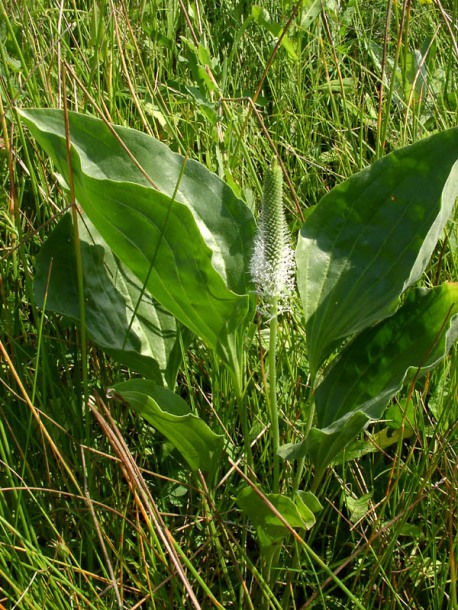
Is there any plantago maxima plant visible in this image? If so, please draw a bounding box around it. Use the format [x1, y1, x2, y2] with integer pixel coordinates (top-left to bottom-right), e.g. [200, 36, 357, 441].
[22, 108, 458, 497]
[250, 159, 295, 491]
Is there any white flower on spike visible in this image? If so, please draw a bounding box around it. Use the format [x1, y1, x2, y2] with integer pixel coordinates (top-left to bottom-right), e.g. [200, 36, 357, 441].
[250, 158, 295, 317]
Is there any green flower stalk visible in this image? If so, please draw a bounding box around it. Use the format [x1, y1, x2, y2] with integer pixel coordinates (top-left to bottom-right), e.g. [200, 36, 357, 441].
[250, 159, 295, 493]
[250, 159, 295, 319]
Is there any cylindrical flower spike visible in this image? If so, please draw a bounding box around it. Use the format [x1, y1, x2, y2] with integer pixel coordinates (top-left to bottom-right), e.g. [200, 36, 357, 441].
[250, 158, 295, 317]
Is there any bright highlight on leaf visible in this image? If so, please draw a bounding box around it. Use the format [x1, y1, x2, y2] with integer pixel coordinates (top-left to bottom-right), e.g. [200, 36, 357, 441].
[19, 108, 256, 381]
[296, 127, 458, 375]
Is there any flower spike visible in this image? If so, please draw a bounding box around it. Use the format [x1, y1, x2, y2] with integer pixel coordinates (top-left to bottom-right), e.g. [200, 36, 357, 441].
[250, 158, 295, 317]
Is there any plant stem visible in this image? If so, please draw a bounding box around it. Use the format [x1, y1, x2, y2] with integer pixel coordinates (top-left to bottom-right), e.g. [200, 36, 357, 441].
[232, 368, 253, 472]
[292, 389, 316, 495]
[268, 297, 280, 493]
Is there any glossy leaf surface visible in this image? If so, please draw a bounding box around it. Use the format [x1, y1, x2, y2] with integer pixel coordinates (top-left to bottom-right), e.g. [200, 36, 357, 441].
[113, 379, 224, 474]
[316, 283, 458, 428]
[296, 128, 458, 373]
[281, 283, 458, 473]
[34, 212, 189, 387]
[20, 109, 256, 378]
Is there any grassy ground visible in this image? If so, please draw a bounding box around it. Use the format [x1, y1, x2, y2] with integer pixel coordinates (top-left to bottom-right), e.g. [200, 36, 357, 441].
[1, 0, 458, 608]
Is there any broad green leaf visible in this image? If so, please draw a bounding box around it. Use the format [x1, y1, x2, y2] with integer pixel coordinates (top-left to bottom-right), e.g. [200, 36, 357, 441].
[112, 379, 224, 475]
[316, 283, 458, 428]
[20, 109, 256, 378]
[298, 0, 322, 30]
[280, 423, 416, 470]
[34, 212, 190, 387]
[281, 283, 458, 474]
[20, 109, 254, 295]
[296, 128, 458, 374]
[236, 486, 312, 553]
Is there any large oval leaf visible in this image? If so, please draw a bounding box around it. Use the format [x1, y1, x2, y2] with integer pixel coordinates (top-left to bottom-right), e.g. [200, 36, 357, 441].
[20, 109, 255, 296]
[34, 212, 191, 387]
[20, 109, 256, 377]
[315, 282, 458, 428]
[280, 283, 458, 475]
[296, 128, 458, 374]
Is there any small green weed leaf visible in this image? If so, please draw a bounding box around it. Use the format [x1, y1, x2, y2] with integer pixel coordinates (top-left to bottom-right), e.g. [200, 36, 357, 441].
[34, 212, 190, 387]
[294, 492, 317, 529]
[427, 364, 458, 430]
[316, 283, 458, 429]
[344, 491, 373, 524]
[236, 486, 310, 552]
[278, 411, 369, 476]
[113, 379, 224, 474]
[20, 109, 256, 378]
[404, 49, 427, 102]
[397, 523, 424, 538]
[385, 400, 417, 430]
[320, 77, 356, 93]
[369, 426, 415, 451]
[296, 128, 458, 374]
[299, 0, 322, 31]
[180, 37, 219, 96]
[296, 490, 323, 514]
[252, 6, 298, 61]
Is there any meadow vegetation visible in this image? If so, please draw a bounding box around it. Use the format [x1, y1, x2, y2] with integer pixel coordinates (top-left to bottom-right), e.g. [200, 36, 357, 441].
[1, 1, 458, 608]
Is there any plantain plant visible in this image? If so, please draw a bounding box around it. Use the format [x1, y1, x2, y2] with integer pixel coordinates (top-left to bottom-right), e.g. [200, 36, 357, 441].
[20, 108, 458, 553]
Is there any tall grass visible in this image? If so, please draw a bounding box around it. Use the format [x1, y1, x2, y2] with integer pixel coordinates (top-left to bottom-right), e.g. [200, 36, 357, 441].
[1, 0, 457, 608]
